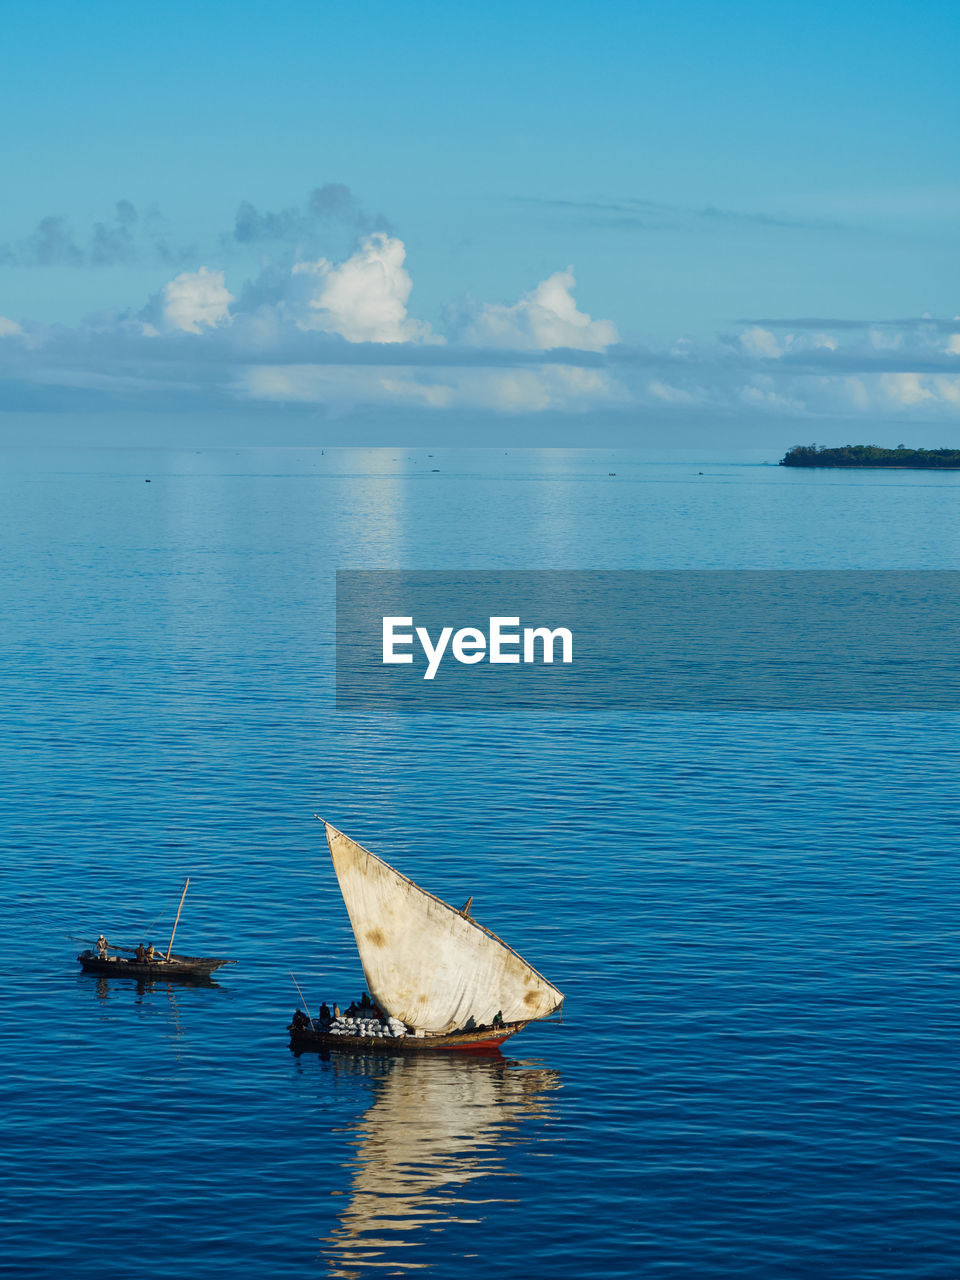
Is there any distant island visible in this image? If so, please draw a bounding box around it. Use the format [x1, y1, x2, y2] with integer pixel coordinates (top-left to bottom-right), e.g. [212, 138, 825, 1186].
[780, 444, 960, 469]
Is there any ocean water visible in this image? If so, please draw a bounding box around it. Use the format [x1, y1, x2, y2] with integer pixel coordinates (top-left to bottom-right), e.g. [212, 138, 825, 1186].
[2, 446, 960, 1279]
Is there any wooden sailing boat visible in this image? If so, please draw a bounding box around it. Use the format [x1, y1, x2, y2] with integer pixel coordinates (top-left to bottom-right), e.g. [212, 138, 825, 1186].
[288, 821, 564, 1054]
[76, 878, 236, 980]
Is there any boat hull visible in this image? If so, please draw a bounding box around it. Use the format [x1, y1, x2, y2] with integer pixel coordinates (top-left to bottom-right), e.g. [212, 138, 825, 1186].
[288, 1019, 526, 1055]
[77, 950, 234, 979]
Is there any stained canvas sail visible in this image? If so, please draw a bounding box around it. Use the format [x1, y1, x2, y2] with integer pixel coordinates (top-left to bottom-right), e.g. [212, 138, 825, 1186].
[324, 822, 564, 1034]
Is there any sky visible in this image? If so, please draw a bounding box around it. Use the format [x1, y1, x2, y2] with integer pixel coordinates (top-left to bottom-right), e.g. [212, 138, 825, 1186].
[1, 0, 959, 444]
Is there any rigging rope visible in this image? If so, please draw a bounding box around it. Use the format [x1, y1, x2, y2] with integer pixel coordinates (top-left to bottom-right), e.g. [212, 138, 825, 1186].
[140, 887, 183, 936]
[66, 884, 185, 947]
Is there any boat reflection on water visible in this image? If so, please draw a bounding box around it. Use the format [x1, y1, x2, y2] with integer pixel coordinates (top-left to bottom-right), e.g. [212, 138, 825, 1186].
[81, 970, 222, 1060]
[316, 1051, 561, 1277]
[82, 971, 224, 1003]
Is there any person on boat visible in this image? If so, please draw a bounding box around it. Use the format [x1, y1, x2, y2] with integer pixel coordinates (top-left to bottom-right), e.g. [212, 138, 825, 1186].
[96, 934, 109, 958]
[146, 943, 155, 960]
[333, 1003, 341, 1019]
[135, 942, 147, 962]
[318, 1002, 331, 1025]
[346, 1001, 358, 1016]
[492, 1010, 504, 1028]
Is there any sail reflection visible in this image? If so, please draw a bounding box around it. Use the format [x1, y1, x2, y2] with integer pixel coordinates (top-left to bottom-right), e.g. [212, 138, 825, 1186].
[320, 1052, 561, 1276]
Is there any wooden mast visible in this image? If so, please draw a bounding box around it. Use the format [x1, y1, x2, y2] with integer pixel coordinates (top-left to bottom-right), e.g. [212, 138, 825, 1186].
[164, 878, 190, 960]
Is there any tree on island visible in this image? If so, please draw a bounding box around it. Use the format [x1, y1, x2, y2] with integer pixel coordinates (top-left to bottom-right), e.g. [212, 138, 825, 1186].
[780, 444, 960, 468]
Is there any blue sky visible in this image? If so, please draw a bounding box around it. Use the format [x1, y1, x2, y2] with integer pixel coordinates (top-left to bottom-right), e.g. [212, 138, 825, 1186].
[1, 0, 959, 440]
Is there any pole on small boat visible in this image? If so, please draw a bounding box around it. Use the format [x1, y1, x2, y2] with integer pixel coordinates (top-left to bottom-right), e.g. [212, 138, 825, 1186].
[290, 973, 316, 1029]
[164, 878, 190, 960]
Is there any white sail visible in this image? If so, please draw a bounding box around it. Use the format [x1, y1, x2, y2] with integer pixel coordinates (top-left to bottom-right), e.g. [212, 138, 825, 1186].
[324, 822, 564, 1034]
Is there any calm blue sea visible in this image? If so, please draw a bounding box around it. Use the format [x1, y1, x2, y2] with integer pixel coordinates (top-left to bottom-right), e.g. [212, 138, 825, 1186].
[2, 447, 960, 1280]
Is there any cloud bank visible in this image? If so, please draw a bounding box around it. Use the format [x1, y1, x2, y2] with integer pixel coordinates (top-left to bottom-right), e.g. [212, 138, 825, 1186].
[2, 216, 960, 424]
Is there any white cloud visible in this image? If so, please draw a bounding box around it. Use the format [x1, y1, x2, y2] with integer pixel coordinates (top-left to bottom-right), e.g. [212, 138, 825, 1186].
[946, 333, 960, 355]
[842, 376, 870, 410]
[794, 331, 838, 352]
[738, 328, 839, 358]
[869, 326, 903, 351]
[291, 232, 437, 344]
[377, 376, 455, 409]
[162, 267, 233, 334]
[649, 379, 698, 404]
[235, 361, 624, 413]
[461, 268, 618, 352]
[740, 375, 803, 412]
[772, 371, 960, 416]
[880, 372, 936, 405]
[0, 316, 23, 337]
[739, 326, 782, 358]
[933, 376, 960, 405]
[881, 373, 960, 407]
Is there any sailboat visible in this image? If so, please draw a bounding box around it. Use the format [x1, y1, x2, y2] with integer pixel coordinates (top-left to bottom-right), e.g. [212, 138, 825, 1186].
[288, 821, 564, 1054]
[76, 878, 236, 980]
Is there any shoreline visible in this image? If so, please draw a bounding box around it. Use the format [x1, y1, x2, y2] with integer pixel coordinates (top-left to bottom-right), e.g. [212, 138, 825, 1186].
[781, 463, 960, 470]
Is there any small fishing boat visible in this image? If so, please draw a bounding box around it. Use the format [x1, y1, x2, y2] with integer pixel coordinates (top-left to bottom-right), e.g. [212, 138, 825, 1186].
[289, 821, 563, 1054]
[76, 949, 233, 979]
[77, 878, 235, 980]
